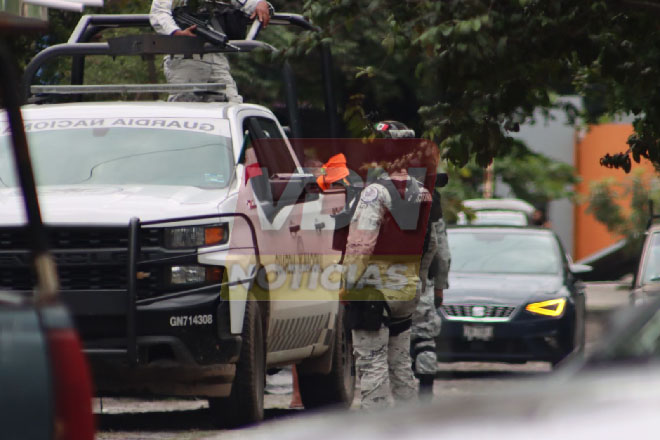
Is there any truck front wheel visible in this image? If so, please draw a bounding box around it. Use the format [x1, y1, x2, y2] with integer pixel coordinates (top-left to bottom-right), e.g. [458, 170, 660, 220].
[208, 300, 265, 427]
[298, 306, 355, 409]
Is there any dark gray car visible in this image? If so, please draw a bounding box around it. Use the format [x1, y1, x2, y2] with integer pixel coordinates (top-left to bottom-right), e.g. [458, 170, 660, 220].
[437, 226, 588, 365]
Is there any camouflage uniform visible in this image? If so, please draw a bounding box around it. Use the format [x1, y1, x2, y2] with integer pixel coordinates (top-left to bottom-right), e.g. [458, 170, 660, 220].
[411, 218, 450, 399]
[150, 0, 263, 102]
[344, 174, 429, 410]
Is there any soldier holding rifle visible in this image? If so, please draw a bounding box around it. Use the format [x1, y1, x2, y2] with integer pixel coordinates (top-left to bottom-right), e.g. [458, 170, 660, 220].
[150, 0, 271, 102]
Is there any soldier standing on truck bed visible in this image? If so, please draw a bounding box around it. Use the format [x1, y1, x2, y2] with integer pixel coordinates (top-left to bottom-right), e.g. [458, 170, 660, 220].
[341, 121, 433, 410]
[150, 0, 271, 102]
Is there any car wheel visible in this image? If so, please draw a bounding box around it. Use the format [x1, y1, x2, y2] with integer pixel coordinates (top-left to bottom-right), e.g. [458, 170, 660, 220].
[298, 305, 355, 409]
[209, 300, 265, 427]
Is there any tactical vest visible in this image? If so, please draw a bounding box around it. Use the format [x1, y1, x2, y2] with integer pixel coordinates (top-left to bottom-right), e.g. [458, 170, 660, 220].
[371, 177, 432, 259]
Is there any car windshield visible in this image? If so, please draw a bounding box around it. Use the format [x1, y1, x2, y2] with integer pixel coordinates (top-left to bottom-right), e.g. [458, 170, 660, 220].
[448, 229, 561, 274]
[641, 232, 660, 285]
[0, 117, 234, 189]
[457, 210, 529, 226]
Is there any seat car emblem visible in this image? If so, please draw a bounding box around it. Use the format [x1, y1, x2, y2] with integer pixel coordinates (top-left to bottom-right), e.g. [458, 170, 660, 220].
[471, 306, 486, 318]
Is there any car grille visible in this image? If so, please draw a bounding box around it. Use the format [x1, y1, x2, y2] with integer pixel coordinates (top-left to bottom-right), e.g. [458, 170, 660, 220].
[441, 304, 516, 321]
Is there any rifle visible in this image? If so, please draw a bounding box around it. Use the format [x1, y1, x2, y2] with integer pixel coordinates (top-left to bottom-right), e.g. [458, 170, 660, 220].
[172, 7, 229, 47]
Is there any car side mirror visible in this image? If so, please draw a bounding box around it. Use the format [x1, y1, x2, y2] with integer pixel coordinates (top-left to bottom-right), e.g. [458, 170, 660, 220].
[570, 264, 592, 275]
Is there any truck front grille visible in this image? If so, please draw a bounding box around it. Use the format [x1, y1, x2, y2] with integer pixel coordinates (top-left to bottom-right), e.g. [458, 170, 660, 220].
[0, 226, 175, 298]
[0, 264, 163, 291]
[0, 226, 162, 250]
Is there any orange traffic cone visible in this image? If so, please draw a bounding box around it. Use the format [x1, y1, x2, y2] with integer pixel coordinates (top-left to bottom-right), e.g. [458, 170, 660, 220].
[290, 365, 303, 409]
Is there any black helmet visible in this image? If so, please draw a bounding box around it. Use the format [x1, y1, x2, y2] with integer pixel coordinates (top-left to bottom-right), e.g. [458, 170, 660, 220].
[374, 120, 415, 138]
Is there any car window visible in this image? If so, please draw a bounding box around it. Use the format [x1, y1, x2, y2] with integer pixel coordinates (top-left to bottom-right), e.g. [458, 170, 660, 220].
[448, 229, 561, 274]
[641, 233, 660, 285]
[0, 117, 234, 189]
[243, 117, 297, 177]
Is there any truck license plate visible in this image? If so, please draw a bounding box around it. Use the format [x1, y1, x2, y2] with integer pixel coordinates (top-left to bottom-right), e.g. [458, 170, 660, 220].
[463, 324, 494, 342]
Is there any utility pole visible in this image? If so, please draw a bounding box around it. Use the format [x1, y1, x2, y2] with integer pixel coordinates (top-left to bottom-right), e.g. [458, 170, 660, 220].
[483, 161, 494, 198]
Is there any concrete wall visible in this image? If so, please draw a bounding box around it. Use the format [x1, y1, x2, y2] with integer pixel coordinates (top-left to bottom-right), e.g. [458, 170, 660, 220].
[511, 96, 581, 256]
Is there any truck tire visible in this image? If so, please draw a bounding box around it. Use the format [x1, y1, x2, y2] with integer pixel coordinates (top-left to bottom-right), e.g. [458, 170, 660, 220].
[208, 300, 265, 427]
[298, 306, 355, 409]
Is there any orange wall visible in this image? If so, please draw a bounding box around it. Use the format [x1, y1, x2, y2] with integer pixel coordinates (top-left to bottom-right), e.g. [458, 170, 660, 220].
[574, 124, 655, 260]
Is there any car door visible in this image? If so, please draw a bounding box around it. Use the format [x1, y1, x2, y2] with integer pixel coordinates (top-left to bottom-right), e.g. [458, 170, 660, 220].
[238, 114, 338, 363]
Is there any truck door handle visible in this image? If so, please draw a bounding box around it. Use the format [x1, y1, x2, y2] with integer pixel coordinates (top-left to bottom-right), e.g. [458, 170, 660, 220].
[289, 223, 301, 235]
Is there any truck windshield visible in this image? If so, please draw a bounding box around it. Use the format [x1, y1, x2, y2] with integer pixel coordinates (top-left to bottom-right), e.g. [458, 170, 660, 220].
[0, 118, 234, 189]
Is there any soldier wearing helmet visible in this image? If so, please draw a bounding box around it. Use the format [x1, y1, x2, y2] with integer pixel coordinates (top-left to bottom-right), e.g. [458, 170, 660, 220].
[342, 121, 435, 409]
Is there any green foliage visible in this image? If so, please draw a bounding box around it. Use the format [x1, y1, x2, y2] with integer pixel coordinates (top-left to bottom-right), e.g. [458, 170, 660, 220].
[8, 0, 660, 172]
[291, 0, 660, 170]
[441, 141, 578, 222]
[586, 170, 660, 254]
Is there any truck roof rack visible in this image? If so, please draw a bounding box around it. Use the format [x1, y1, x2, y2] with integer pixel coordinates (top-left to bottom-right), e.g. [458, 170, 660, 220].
[21, 12, 339, 137]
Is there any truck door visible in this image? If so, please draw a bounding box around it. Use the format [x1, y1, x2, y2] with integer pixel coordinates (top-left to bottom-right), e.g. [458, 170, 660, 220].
[239, 115, 337, 361]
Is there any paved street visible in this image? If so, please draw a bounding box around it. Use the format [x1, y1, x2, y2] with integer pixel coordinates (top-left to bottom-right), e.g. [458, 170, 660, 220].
[95, 282, 630, 440]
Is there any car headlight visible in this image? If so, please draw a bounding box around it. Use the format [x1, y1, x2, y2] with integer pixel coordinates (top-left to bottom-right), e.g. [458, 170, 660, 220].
[525, 298, 566, 317]
[164, 223, 229, 249]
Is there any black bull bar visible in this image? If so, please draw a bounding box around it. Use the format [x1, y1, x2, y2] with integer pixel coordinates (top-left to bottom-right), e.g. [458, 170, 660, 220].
[115, 212, 260, 365]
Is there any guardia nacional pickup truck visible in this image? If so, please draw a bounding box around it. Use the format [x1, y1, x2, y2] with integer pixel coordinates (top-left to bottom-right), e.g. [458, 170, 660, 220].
[0, 13, 354, 427]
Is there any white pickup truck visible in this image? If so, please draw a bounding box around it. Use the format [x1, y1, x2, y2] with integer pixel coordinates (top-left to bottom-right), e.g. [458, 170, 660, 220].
[0, 14, 354, 427]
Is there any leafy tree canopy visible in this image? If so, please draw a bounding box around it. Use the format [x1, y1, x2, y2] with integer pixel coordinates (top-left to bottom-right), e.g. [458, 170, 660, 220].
[286, 0, 660, 171]
[9, 0, 660, 174]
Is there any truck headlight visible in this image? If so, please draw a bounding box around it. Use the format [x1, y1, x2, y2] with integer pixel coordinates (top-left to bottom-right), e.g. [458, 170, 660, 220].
[525, 298, 566, 317]
[170, 265, 206, 285]
[169, 265, 223, 285]
[164, 223, 228, 249]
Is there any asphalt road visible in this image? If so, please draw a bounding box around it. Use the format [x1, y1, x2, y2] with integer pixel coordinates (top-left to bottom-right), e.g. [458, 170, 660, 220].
[94, 282, 630, 440]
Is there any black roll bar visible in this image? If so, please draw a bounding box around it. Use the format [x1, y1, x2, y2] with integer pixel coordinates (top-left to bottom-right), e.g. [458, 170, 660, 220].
[21, 12, 339, 138]
[66, 13, 318, 45]
[320, 44, 339, 138]
[282, 61, 302, 139]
